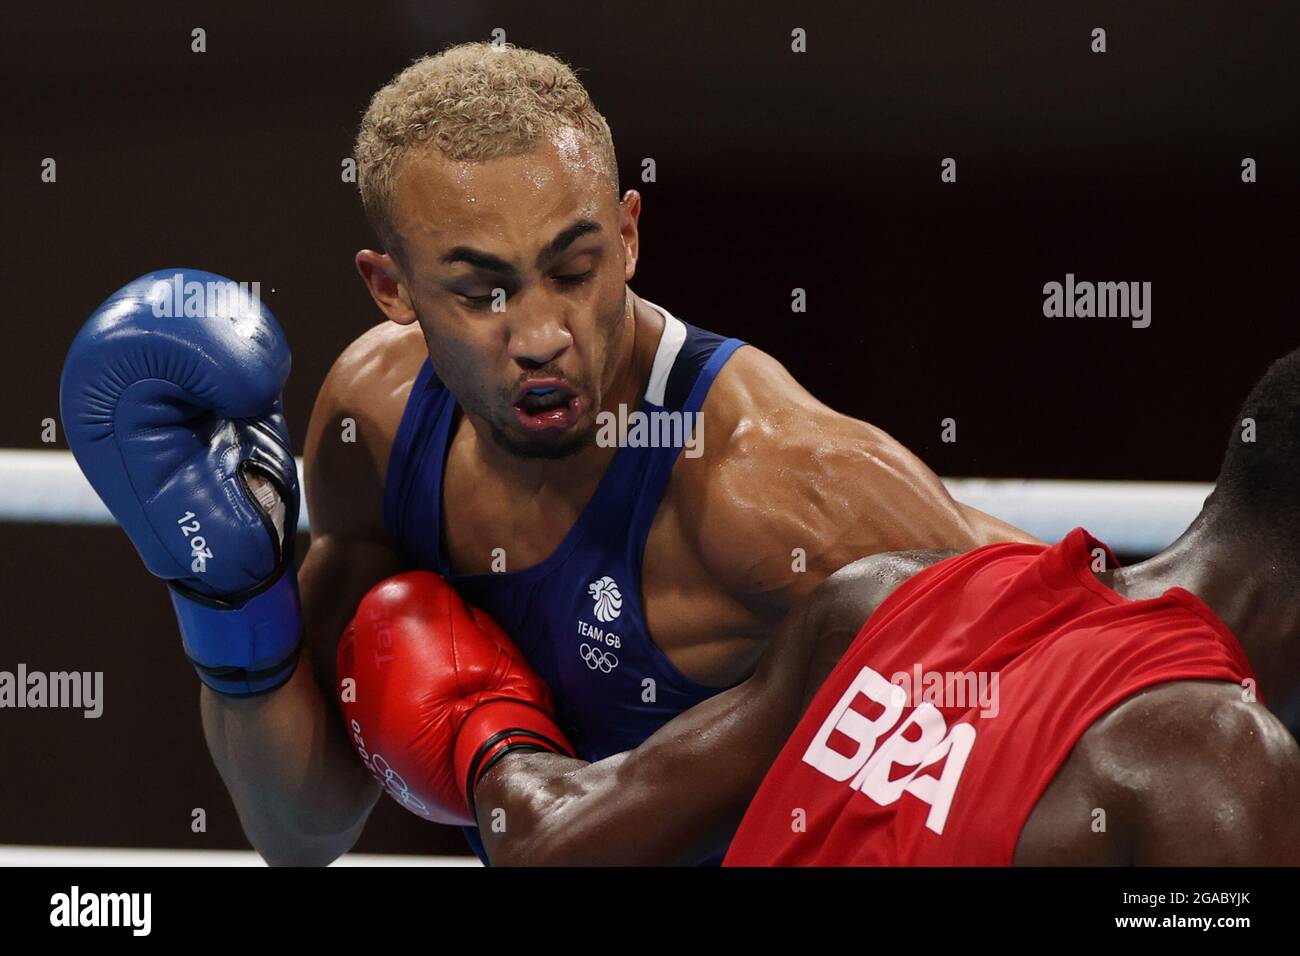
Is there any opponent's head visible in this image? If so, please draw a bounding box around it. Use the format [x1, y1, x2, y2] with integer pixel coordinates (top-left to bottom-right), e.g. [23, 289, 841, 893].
[354, 42, 637, 459]
[1199, 346, 1300, 568]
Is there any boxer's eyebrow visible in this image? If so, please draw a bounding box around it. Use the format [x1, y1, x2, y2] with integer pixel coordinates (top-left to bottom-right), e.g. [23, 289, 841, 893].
[440, 219, 601, 276]
[537, 219, 602, 266]
[440, 247, 517, 275]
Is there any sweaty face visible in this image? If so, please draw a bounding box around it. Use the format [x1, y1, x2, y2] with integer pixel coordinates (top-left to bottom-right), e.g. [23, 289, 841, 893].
[390, 131, 630, 459]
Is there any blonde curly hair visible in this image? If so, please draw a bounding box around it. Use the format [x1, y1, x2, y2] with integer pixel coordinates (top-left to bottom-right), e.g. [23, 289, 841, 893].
[355, 42, 619, 253]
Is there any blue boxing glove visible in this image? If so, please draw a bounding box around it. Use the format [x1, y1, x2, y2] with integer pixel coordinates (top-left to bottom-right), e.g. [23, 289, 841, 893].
[61, 269, 303, 696]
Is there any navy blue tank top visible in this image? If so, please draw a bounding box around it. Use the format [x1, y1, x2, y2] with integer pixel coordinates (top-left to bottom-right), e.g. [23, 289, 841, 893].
[384, 301, 746, 862]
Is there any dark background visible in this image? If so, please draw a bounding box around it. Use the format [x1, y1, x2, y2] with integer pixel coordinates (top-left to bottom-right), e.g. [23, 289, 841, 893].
[2, 1, 1296, 855]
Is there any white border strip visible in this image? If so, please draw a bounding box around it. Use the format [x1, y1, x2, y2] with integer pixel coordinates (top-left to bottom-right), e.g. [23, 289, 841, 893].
[641, 300, 688, 407]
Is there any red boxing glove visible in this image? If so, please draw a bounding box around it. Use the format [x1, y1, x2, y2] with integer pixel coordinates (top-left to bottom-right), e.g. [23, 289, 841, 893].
[337, 571, 574, 826]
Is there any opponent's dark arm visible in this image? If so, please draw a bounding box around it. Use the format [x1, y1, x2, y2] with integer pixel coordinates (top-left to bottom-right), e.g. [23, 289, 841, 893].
[1018, 680, 1300, 865]
[474, 550, 954, 866]
[1126, 683, 1300, 865]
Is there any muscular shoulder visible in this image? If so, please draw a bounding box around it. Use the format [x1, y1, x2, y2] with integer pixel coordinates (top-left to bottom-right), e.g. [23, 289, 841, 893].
[313, 321, 426, 428]
[688, 344, 870, 466]
[303, 321, 426, 539]
[670, 344, 974, 613]
[1079, 680, 1300, 864]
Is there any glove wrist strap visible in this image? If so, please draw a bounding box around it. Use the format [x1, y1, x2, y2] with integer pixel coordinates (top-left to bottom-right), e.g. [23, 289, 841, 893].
[170, 570, 303, 697]
[454, 699, 575, 820]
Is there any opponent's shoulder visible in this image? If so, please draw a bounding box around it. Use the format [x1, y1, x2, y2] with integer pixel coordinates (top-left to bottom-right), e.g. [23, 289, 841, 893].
[809, 550, 960, 627]
[1081, 680, 1300, 864]
[304, 321, 426, 538]
[1086, 679, 1298, 772]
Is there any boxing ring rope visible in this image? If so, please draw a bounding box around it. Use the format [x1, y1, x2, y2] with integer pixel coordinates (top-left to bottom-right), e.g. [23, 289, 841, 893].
[1, 448, 1209, 554]
[942, 477, 1209, 554]
[0, 845, 481, 867]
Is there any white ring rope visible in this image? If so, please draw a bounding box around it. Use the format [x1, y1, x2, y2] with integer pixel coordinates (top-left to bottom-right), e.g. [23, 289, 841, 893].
[0, 844, 481, 867]
[944, 477, 1209, 554]
[0, 449, 1209, 554]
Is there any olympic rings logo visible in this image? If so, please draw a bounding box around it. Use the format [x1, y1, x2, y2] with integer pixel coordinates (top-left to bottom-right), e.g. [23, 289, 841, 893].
[580, 643, 619, 673]
[369, 752, 428, 814]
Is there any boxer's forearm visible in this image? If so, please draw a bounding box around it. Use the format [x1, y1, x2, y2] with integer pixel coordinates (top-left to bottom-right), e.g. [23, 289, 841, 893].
[474, 679, 796, 865]
[200, 650, 381, 866]
[474, 612, 816, 865]
[472, 556, 913, 865]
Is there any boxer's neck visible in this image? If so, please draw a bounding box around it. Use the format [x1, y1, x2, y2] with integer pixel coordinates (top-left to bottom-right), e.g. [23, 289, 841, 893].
[1101, 522, 1300, 727]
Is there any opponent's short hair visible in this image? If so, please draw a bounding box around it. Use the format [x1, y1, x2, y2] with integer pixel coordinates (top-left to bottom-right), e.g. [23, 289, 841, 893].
[354, 42, 619, 257]
[1209, 346, 1300, 539]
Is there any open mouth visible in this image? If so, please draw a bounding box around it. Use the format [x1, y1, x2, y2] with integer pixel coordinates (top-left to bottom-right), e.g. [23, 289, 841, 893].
[511, 380, 582, 432]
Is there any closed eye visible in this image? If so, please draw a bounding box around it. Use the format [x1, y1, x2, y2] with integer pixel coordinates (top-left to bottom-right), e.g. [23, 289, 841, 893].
[456, 289, 502, 309]
[554, 271, 592, 288]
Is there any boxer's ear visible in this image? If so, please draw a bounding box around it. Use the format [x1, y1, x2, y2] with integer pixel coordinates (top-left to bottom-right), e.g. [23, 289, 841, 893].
[618, 189, 641, 281]
[356, 249, 418, 326]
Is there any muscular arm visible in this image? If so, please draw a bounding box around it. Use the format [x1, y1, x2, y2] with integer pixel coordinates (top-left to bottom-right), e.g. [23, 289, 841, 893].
[1016, 681, 1300, 865]
[474, 551, 952, 866]
[199, 323, 421, 865]
[681, 346, 1037, 621]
